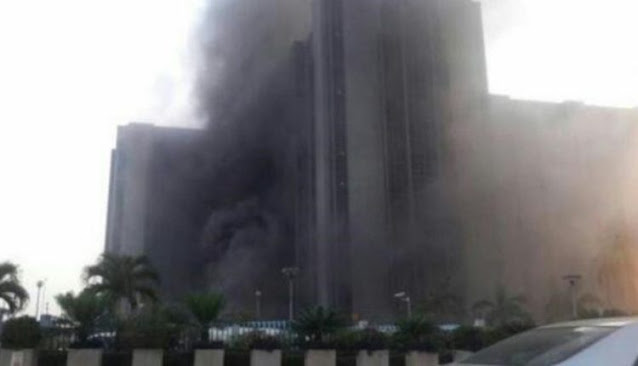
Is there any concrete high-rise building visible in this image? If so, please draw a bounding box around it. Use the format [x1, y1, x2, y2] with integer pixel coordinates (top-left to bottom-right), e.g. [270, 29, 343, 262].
[105, 124, 215, 298]
[304, 0, 487, 318]
[105, 0, 638, 320]
[106, 0, 487, 319]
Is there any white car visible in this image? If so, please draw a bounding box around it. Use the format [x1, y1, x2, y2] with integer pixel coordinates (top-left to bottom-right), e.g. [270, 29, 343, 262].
[454, 317, 638, 366]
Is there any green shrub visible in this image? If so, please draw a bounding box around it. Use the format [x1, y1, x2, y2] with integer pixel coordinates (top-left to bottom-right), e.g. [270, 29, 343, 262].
[37, 350, 67, 366]
[392, 316, 442, 352]
[117, 307, 179, 349]
[292, 306, 347, 348]
[231, 331, 282, 351]
[451, 326, 486, 352]
[0, 316, 42, 349]
[354, 328, 389, 351]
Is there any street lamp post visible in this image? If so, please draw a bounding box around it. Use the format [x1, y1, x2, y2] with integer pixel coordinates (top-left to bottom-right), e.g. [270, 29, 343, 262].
[282, 267, 300, 321]
[394, 291, 412, 318]
[35, 280, 44, 320]
[255, 290, 262, 320]
[563, 274, 582, 319]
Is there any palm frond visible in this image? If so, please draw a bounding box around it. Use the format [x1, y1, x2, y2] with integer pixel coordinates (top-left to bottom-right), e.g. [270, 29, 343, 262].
[0, 281, 29, 313]
[0, 262, 19, 282]
[185, 292, 225, 326]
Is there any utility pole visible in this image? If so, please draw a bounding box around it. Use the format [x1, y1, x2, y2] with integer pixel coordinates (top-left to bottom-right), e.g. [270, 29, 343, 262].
[281, 267, 300, 321]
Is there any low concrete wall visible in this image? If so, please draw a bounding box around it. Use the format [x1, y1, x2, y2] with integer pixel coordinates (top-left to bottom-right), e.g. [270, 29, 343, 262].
[66, 349, 102, 366]
[194, 349, 224, 366]
[405, 351, 438, 366]
[250, 349, 281, 366]
[356, 350, 389, 366]
[305, 350, 336, 366]
[132, 349, 163, 366]
[0, 349, 36, 366]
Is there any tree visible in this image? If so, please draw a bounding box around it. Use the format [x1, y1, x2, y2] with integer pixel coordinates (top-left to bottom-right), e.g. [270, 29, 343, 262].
[473, 287, 530, 326]
[184, 292, 225, 343]
[55, 289, 109, 344]
[0, 262, 29, 315]
[84, 254, 160, 316]
[292, 306, 346, 345]
[1, 316, 41, 349]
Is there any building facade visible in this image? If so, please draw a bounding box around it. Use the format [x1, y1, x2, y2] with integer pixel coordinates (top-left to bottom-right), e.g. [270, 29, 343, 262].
[105, 0, 638, 320]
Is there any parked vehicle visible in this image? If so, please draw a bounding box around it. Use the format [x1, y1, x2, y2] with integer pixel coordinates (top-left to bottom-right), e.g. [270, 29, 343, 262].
[455, 317, 638, 366]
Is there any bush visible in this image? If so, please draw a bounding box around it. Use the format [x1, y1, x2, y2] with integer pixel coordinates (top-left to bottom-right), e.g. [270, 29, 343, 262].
[231, 331, 282, 351]
[69, 337, 105, 349]
[117, 307, 178, 349]
[37, 350, 67, 366]
[1, 316, 42, 349]
[292, 306, 347, 348]
[354, 329, 389, 351]
[451, 326, 487, 352]
[392, 316, 442, 352]
[192, 340, 224, 349]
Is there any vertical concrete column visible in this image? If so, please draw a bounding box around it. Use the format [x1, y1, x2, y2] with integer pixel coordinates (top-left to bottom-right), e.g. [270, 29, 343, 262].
[305, 350, 336, 366]
[405, 351, 438, 366]
[356, 350, 389, 366]
[193, 349, 224, 366]
[132, 349, 163, 366]
[250, 349, 281, 366]
[66, 349, 103, 366]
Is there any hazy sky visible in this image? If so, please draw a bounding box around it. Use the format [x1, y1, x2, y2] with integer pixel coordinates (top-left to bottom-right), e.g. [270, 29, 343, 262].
[0, 0, 637, 316]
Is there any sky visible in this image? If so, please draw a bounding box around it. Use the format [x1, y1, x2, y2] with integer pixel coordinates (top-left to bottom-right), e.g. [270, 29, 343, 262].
[0, 0, 637, 317]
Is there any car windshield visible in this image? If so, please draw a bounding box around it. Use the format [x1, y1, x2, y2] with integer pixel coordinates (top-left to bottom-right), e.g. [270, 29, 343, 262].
[461, 326, 618, 366]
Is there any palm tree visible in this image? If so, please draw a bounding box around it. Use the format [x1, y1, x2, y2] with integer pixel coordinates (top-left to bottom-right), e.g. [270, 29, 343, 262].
[292, 306, 346, 344]
[473, 287, 530, 326]
[56, 289, 108, 343]
[84, 254, 160, 316]
[184, 292, 225, 343]
[0, 262, 29, 315]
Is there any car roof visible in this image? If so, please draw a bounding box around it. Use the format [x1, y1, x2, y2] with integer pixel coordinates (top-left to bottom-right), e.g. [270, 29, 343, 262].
[538, 317, 638, 329]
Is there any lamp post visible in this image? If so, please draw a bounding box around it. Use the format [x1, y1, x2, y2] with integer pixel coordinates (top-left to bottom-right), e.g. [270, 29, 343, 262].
[255, 290, 262, 320]
[35, 280, 44, 320]
[282, 267, 300, 321]
[563, 274, 582, 319]
[394, 291, 412, 318]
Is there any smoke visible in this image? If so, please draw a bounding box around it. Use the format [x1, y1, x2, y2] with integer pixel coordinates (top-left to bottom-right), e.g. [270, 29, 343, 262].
[198, 198, 287, 316]
[184, 0, 311, 317]
[448, 97, 638, 317]
[185, 0, 638, 321]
